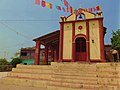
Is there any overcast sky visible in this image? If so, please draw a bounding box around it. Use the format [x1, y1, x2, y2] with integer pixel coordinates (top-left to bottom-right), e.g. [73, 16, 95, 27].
[0, 0, 119, 60]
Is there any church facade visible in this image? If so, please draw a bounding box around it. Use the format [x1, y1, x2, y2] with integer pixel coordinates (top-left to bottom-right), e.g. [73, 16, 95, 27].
[34, 9, 106, 65]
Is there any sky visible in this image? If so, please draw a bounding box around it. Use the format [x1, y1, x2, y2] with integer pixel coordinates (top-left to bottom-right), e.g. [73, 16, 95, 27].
[0, 0, 119, 61]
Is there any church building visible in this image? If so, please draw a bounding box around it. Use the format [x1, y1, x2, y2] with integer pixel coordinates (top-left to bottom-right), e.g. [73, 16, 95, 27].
[33, 8, 106, 65]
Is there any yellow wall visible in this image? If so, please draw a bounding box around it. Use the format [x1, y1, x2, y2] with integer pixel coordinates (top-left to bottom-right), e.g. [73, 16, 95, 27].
[89, 20, 100, 60]
[82, 11, 95, 19]
[75, 22, 86, 36]
[66, 14, 76, 21]
[63, 23, 72, 59]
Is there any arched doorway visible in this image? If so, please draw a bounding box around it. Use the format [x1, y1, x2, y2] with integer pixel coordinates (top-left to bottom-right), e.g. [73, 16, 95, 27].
[75, 37, 86, 61]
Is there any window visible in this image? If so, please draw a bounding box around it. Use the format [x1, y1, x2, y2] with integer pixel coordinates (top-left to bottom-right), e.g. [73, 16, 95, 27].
[21, 52, 27, 56]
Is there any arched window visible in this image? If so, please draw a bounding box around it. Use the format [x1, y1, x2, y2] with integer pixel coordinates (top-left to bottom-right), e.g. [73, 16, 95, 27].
[77, 14, 85, 20]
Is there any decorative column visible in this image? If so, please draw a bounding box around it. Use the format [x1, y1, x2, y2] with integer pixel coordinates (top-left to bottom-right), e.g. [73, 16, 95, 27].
[44, 45, 48, 64]
[34, 40, 40, 65]
[86, 21, 90, 62]
[99, 18, 106, 62]
[72, 22, 75, 62]
[59, 22, 64, 62]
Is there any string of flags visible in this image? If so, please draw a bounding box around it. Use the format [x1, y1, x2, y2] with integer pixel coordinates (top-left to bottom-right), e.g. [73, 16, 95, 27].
[35, 0, 102, 15]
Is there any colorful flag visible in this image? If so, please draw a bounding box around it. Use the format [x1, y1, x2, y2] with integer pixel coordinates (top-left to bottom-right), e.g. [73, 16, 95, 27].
[66, 7, 69, 12]
[35, 0, 40, 5]
[58, 6, 61, 10]
[56, 6, 61, 10]
[88, 8, 92, 12]
[96, 6, 101, 11]
[49, 3, 52, 9]
[41, 0, 46, 7]
[78, 8, 82, 13]
[74, 9, 79, 15]
[70, 6, 73, 13]
[64, 0, 68, 7]
[62, 7, 66, 12]
[93, 7, 97, 12]
[46, 2, 52, 9]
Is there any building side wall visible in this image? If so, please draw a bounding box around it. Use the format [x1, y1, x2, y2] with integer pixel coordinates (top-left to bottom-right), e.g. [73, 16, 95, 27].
[75, 22, 87, 36]
[63, 23, 72, 59]
[89, 20, 100, 60]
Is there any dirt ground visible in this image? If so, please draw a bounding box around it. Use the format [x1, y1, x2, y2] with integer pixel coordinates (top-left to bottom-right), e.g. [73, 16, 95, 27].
[0, 72, 48, 90]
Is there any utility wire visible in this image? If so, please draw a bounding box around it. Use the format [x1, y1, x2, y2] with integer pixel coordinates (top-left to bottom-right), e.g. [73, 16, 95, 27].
[0, 22, 32, 40]
[0, 19, 59, 22]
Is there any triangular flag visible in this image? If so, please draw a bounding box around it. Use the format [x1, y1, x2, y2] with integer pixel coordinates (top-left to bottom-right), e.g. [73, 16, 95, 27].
[78, 8, 82, 13]
[41, 0, 46, 7]
[74, 9, 79, 15]
[64, 0, 68, 7]
[88, 8, 92, 12]
[62, 7, 66, 12]
[58, 6, 61, 10]
[70, 6, 73, 13]
[46, 2, 50, 8]
[66, 7, 69, 12]
[35, 0, 40, 5]
[93, 7, 97, 12]
[49, 3, 52, 9]
[96, 6, 101, 11]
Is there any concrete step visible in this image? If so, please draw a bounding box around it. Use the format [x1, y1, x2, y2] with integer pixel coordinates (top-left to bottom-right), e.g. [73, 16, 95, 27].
[16, 64, 51, 69]
[12, 68, 52, 73]
[51, 77, 97, 85]
[7, 72, 52, 79]
[53, 67, 97, 71]
[98, 77, 120, 85]
[97, 71, 119, 77]
[51, 62, 96, 67]
[52, 72, 97, 78]
[96, 63, 120, 67]
[53, 69, 97, 74]
[1, 76, 99, 90]
[52, 75, 97, 83]
[48, 81, 100, 90]
[2, 76, 49, 89]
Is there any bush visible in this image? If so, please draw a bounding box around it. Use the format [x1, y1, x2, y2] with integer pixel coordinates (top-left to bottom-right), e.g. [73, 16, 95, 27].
[10, 58, 21, 67]
[0, 58, 10, 65]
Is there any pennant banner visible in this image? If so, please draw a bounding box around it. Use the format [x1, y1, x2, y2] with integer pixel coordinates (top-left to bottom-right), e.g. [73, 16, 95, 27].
[35, 0, 102, 15]
[35, 0, 40, 5]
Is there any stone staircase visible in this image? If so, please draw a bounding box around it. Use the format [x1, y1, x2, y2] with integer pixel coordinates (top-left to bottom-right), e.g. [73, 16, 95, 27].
[1, 62, 120, 90]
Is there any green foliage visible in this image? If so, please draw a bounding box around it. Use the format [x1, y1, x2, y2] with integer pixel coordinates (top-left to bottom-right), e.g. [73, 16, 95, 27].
[0, 58, 10, 65]
[111, 29, 120, 50]
[10, 58, 21, 67]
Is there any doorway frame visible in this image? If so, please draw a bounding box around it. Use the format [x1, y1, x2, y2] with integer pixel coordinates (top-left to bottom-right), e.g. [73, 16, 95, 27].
[73, 34, 90, 62]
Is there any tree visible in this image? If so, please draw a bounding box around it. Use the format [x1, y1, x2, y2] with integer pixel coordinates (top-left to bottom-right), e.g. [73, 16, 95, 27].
[10, 58, 21, 67]
[0, 58, 10, 65]
[111, 29, 120, 50]
[111, 29, 120, 61]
